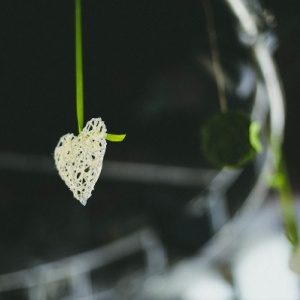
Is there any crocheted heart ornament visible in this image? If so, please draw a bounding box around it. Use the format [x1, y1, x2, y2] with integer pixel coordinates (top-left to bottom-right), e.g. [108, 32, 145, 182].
[54, 118, 107, 205]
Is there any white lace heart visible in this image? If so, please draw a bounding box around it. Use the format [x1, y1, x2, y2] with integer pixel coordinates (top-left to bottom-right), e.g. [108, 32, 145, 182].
[54, 118, 107, 205]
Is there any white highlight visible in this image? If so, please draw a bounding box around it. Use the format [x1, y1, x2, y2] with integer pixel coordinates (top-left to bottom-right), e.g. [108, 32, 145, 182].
[233, 235, 299, 300]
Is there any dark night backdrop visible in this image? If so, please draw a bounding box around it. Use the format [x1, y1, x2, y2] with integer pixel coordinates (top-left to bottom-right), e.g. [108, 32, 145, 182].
[0, 0, 300, 274]
[0, 0, 299, 172]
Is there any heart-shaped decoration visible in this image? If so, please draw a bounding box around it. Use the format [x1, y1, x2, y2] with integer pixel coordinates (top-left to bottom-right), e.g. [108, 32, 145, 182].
[54, 118, 107, 205]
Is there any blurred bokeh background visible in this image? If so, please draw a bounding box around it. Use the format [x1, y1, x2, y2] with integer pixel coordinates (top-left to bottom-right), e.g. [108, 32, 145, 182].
[0, 0, 300, 299]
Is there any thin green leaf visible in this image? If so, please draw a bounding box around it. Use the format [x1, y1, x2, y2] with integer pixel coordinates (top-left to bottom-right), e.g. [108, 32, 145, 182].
[106, 133, 126, 142]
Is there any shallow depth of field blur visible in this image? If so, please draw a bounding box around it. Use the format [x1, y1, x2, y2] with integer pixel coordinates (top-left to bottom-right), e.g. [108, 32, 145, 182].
[0, 0, 300, 299]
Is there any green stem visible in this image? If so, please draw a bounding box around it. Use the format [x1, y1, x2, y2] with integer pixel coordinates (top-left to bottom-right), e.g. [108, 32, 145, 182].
[75, 0, 84, 133]
[203, 0, 227, 113]
[272, 146, 299, 249]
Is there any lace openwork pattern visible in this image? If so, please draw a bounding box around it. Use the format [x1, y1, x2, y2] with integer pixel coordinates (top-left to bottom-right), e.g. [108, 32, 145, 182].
[54, 118, 107, 205]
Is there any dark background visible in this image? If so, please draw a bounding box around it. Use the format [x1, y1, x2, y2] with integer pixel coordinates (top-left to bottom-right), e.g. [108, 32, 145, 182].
[0, 0, 299, 175]
[0, 0, 300, 273]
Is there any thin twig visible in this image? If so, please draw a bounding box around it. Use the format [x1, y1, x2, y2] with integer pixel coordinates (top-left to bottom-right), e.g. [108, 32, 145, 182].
[203, 0, 227, 112]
